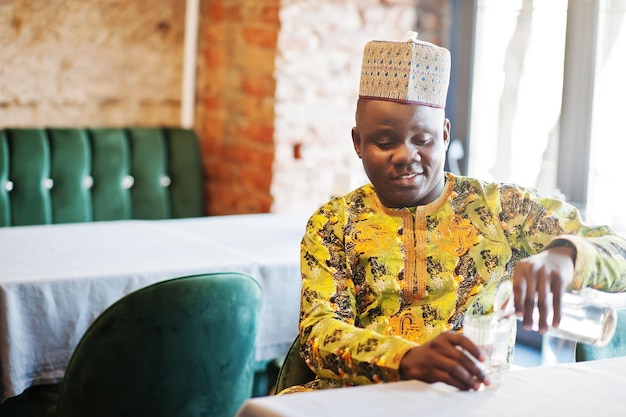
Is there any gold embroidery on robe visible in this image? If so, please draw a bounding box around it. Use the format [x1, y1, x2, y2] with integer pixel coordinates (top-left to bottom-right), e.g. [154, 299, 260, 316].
[385, 310, 427, 343]
[433, 214, 480, 256]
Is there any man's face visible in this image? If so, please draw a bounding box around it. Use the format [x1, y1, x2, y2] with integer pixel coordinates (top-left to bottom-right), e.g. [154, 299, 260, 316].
[352, 99, 450, 208]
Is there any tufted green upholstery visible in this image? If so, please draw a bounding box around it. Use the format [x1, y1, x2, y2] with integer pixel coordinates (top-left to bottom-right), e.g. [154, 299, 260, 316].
[53, 272, 262, 417]
[0, 127, 203, 226]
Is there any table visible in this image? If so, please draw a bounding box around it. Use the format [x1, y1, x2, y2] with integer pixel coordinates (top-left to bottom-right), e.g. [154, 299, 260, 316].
[236, 356, 626, 417]
[0, 213, 309, 401]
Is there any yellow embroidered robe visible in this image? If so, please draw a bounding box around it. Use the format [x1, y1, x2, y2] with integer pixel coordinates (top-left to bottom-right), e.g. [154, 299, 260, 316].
[296, 173, 626, 389]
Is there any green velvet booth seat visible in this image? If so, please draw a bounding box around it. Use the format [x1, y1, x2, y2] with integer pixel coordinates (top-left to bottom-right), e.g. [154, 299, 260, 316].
[0, 127, 204, 226]
[43, 272, 262, 417]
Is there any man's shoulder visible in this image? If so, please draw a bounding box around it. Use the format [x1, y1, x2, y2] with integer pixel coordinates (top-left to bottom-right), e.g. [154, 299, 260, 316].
[309, 184, 379, 219]
[449, 173, 530, 195]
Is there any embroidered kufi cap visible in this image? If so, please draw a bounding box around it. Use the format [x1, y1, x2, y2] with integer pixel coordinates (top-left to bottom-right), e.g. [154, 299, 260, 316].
[359, 32, 451, 108]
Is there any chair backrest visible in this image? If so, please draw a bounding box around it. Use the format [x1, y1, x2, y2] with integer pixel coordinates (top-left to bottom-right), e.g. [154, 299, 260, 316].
[576, 309, 626, 361]
[274, 335, 316, 394]
[55, 272, 262, 417]
[0, 127, 203, 226]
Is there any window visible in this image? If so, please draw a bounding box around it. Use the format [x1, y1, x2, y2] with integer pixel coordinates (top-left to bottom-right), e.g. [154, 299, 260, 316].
[585, 0, 626, 233]
[468, 0, 567, 199]
[461, 0, 626, 235]
[454, 0, 626, 365]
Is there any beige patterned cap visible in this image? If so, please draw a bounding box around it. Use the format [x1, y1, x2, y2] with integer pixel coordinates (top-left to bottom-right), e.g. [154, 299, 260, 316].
[359, 32, 451, 108]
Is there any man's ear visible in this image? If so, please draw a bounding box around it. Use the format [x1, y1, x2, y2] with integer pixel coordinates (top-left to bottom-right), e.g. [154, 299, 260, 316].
[351, 127, 362, 158]
[443, 118, 451, 151]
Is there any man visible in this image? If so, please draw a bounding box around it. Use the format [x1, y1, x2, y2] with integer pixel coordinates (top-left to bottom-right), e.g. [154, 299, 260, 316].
[290, 34, 626, 392]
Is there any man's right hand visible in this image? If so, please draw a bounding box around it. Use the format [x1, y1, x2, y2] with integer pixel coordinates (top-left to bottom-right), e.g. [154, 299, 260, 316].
[398, 331, 487, 391]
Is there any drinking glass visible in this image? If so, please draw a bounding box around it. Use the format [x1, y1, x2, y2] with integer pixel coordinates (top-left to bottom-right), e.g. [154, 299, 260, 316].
[462, 314, 514, 390]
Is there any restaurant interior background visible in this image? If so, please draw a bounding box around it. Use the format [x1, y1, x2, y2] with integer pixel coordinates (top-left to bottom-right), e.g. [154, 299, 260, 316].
[1, 0, 624, 366]
[2, 0, 624, 231]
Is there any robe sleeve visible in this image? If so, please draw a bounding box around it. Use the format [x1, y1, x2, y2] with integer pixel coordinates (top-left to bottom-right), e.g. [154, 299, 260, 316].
[498, 184, 626, 292]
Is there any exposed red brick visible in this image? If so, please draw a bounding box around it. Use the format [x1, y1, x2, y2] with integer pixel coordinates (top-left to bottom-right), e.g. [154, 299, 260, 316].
[232, 47, 276, 73]
[225, 144, 249, 163]
[255, 193, 274, 212]
[206, 182, 240, 214]
[197, 69, 228, 95]
[200, 95, 224, 111]
[240, 122, 274, 145]
[260, 5, 280, 24]
[227, 4, 242, 22]
[242, 26, 279, 49]
[201, 47, 228, 68]
[206, 2, 227, 22]
[241, 73, 276, 97]
[236, 95, 275, 122]
[223, 144, 249, 164]
[208, 163, 232, 181]
[202, 25, 228, 44]
[255, 147, 275, 170]
[243, 166, 273, 190]
[194, 0, 445, 215]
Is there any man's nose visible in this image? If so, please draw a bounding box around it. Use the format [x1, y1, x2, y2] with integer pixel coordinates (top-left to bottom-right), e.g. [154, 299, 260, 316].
[393, 142, 419, 165]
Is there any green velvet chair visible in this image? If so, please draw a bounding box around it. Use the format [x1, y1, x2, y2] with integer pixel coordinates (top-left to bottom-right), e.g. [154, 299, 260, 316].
[49, 272, 262, 417]
[576, 309, 626, 362]
[274, 335, 316, 394]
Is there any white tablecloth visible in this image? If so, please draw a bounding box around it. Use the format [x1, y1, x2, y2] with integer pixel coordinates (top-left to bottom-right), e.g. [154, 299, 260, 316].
[0, 213, 308, 400]
[236, 356, 626, 417]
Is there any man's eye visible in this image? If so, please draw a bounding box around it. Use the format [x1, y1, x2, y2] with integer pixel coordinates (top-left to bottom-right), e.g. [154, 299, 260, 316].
[376, 142, 393, 149]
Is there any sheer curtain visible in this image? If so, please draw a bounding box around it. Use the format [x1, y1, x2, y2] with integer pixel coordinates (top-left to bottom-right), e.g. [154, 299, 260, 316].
[466, 0, 626, 365]
[468, 0, 626, 236]
[467, 0, 567, 198]
[586, 1, 626, 235]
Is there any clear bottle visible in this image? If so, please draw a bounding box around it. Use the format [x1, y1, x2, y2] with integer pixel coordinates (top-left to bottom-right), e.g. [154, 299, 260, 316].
[525, 290, 617, 347]
[495, 283, 617, 347]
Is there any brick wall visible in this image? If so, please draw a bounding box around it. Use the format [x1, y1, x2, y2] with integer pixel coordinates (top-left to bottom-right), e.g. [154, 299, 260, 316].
[197, 0, 449, 215]
[195, 0, 280, 215]
[0, 0, 185, 127]
[1, 0, 450, 215]
[271, 0, 429, 214]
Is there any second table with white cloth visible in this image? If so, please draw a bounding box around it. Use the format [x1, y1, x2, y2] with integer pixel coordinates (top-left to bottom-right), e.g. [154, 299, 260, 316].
[0, 213, 308, 401]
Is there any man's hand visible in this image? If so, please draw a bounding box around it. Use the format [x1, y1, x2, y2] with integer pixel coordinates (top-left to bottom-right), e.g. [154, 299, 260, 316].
[512, 246, 576, 332]
[399, 332, 487, 391]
